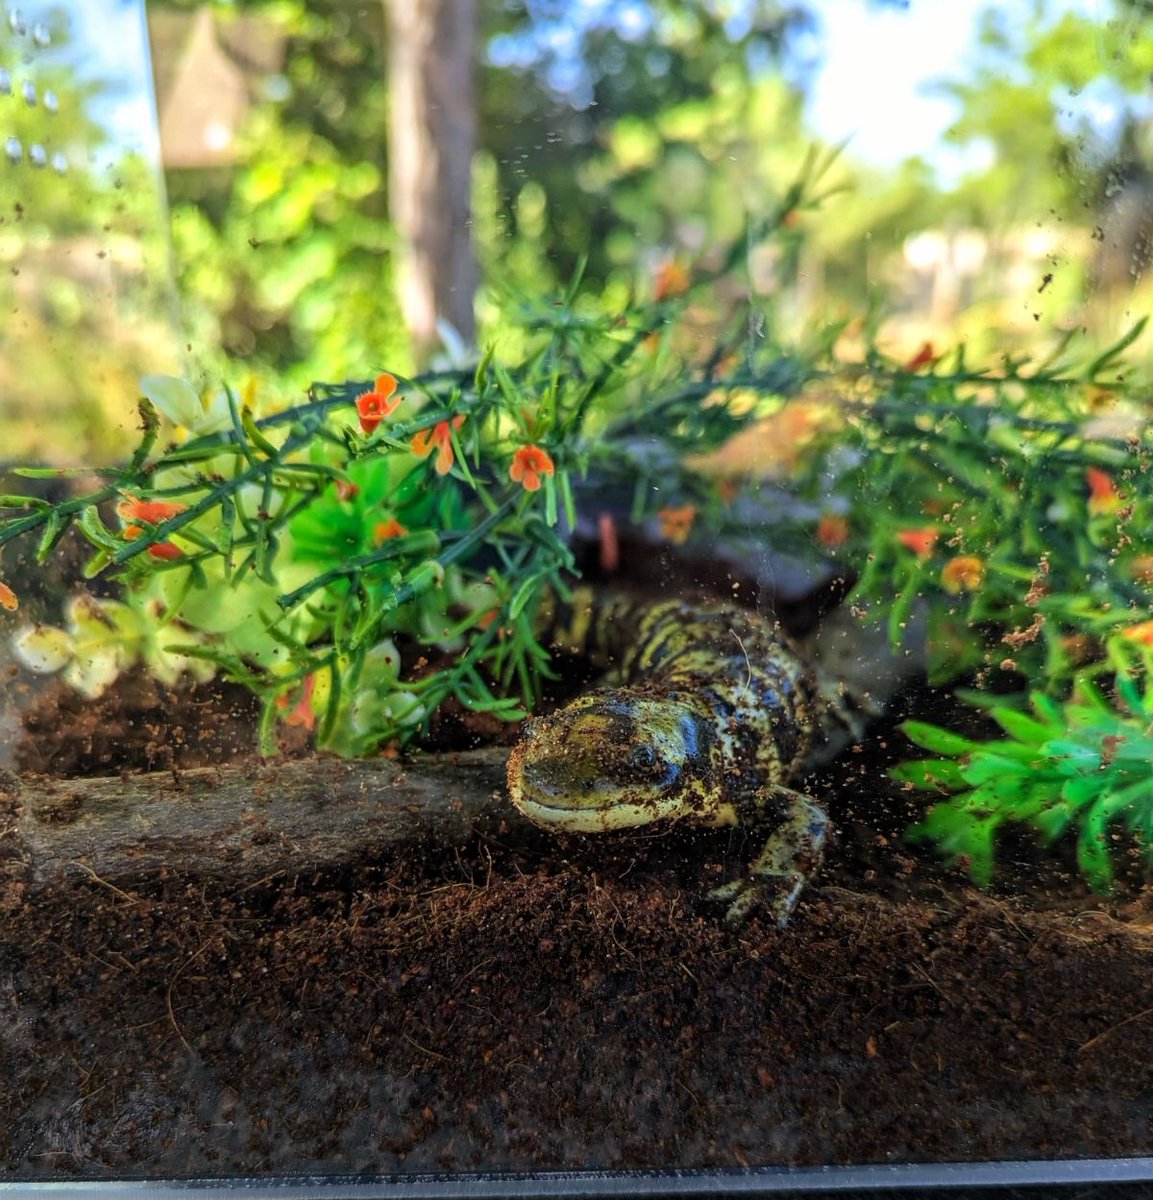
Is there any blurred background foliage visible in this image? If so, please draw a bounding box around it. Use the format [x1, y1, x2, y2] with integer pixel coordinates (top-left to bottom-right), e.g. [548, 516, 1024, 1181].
[161, 0, 1153, 368]
[2, 0, 1153, 456]
[160, 0, 409, 400]
[0, 3, 182, 462]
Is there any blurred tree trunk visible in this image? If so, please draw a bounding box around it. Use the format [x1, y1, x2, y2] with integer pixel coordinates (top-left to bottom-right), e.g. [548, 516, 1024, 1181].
[385, 0, 478, 365]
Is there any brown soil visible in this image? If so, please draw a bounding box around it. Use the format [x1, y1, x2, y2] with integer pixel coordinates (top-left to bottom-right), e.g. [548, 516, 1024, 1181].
[13, 673, 265, 777]
[4, 638, 1153, 1178]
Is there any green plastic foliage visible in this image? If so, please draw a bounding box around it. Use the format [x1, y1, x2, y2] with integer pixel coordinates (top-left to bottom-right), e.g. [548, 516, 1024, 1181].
[805, 331, 1153, 695]
[1, 253, 810, 755]
[898, 649, 1153, 892]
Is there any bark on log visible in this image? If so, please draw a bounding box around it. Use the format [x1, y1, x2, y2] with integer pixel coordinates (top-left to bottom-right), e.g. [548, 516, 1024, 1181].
[0, 749, 517, 901]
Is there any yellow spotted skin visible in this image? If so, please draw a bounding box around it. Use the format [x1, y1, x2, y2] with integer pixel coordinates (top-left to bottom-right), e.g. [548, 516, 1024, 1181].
[507, 590, 829, 927]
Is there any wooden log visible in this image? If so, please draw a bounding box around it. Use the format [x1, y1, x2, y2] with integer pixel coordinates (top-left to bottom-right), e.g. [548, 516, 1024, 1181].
[0, 749, 517, 902]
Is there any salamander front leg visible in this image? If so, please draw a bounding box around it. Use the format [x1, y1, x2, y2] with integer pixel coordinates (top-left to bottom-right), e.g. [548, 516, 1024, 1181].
[706, 788, 828, 929]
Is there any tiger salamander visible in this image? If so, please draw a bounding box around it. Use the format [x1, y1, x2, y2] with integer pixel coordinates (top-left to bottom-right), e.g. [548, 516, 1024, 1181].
[506, 591, 828, 927]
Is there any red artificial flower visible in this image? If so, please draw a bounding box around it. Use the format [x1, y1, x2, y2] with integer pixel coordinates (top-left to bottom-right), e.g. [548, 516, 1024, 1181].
[276, 673, 317, 731]
[117, 496, 186, 525]
[654, 260, 690, 301]
[122, 525, 183, 559]
[816, 514, 850, 547]
[903, 342, 938, 372]
[1086, 466, 1121, 515]
[897, 527, 939, 559]
[356, 373, 402, 434]
[118, 497, 186, 560]
[476, 607, 501, 631]
[411, 416, 465, 476]
[373, 516, 409, 545]
[1121, 620, 1153, 647]
[509, 444, 555, 493]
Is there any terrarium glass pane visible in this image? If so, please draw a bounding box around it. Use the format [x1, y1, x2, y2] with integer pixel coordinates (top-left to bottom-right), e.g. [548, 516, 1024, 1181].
[2, 0, 1152, 1191]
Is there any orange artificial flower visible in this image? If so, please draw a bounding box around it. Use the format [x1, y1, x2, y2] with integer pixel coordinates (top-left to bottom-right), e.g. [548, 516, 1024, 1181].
[0, 578, 17, 612]
[509, 444, 555, 493]
[276, 673, 316, 731]
[476, 607, 501, 631]
[897, 527, 939, 559]
[411, 415, 465, 476]
[816, 514, 849, 547]
[356, 373, 401, 434]
[903, 342, 938, 372]
[657, 504, 697, 545]
[1086, 466, 1121, 515]
[373, 516, 408, 544]
[941, 554, 985, 595]
[1121, 620, 1153, 647]
[654, 260, 690, 301]
[117, 496, 186, 525]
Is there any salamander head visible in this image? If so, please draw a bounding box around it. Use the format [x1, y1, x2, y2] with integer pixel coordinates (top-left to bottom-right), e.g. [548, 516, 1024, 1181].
[507, 688, 719, 833]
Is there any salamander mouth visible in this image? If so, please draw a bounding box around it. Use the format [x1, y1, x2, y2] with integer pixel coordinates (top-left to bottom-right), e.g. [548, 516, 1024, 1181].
[511, 791, 687, 833]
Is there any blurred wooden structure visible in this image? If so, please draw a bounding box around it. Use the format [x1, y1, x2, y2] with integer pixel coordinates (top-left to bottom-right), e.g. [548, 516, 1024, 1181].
[386, 0, 478, 361]
[149, 7, 285, 169]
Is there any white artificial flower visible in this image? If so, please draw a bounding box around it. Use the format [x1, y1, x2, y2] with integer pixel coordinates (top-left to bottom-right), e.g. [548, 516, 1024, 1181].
[11, 624, 73, 673]
[60, 596, 133, 698]
[383, 690, 425, 729]
[362, 638, 402, 685]
[64, 645, 129, 698]
[148, 640, 215, 688]
[141, 374, 231, 435]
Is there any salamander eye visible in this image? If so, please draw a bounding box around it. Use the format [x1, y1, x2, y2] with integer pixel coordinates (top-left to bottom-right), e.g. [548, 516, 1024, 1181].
[626, 744, 660, 775]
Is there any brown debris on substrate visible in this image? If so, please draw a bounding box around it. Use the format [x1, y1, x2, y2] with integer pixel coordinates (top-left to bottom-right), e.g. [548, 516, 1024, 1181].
[3, 844, 1153, 1178]
[14, 673, 266, 777]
